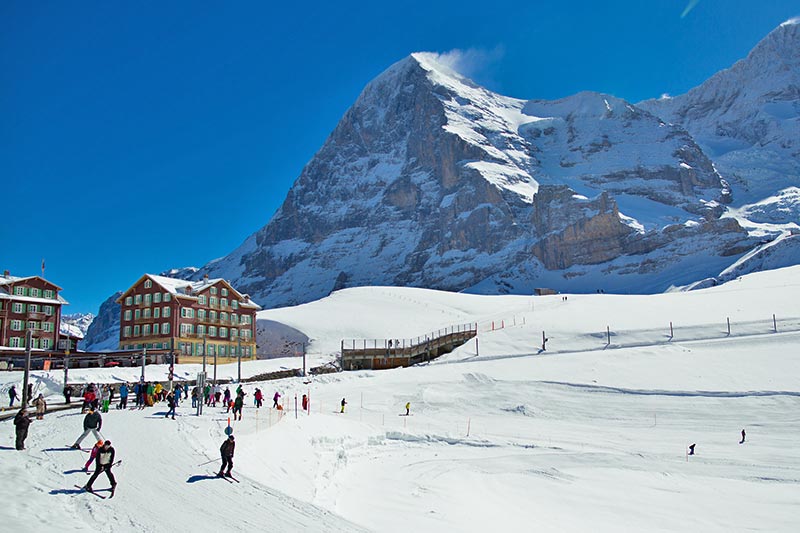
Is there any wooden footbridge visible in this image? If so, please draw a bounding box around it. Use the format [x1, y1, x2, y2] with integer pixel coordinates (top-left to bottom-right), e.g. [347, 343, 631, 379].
[341, 323, 477, 371]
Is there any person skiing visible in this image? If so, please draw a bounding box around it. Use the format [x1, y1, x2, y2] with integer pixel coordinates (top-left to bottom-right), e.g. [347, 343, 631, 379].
[84, 440, 104, 472]
[340, 398, 347, 413]
[84, 440, 116, 496]
[100, 385, 111, 413]
[688, 443, 696, 456]
[8, 385, 20, 407]
[405, 402, 410, 416]
[217, 434, 235, 477]
[13, 407, 31, 450]
[118, 383, 129, 410]
[254, 388, 263, 408]
[233, 392, 244, 421]
[71, 407, 103, 449]
[301, 394, 308, 411]
[223, 387, 231, 406]
[82, 387, 96, 413]
[740, 429, 746, 444]
[33, 393, 47, 420]
[165, 391, 177, 420]
[273, 391, 281, 408]
[214, 384, 222, 406]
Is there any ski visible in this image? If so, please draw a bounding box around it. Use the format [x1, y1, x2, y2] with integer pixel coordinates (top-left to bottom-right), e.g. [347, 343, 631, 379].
[66, 445, 89, 451]
[86, 459, 122, 474]
[213, 472, 233, 483]
[225, 474, 240, 483]
[74, 485, 106, 499]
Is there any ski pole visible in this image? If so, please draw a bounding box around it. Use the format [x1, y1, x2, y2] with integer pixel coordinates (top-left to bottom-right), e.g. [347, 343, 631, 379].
[197, 458, 218, 467]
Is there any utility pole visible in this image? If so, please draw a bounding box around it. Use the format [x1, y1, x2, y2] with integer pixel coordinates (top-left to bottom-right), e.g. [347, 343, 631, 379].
[64, 349, 70, 390]
[22, 329, 33, 405]
[202, 335, 207, 375]
[141, 346, 147, 382]
[237, 336, 242, 383]
[302, 342, 307, 377]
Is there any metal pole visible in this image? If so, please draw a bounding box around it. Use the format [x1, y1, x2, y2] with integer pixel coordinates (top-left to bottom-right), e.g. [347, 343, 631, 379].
[773, 314, 777, 333]
[64, 350, 70, 390]
[213, 347, 218, 385]
[22, 329, 32, 406]
[727, 317, 731, 336]
[302, 342, 306, 377]
[202, 336, 207, 375]
[237, 336, 242, 383]
[141, 346, 147, 382]
[607, 326, 611, 345]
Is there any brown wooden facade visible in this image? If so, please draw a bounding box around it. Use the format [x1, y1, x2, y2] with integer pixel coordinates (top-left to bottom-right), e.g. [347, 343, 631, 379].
[116, 274, 260, 358]
[0, 271, 67, 351]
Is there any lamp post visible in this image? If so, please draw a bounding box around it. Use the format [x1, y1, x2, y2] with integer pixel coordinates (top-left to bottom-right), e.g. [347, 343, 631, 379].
[237, 336, 242, 383]
[22, 329, 33, 406]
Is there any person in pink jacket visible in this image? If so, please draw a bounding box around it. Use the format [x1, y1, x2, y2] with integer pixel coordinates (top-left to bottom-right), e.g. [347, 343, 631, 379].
[84, 440, 104, 472]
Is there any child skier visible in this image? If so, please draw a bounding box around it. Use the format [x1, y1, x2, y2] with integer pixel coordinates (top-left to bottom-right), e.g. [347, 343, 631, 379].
[84, 440, 104, 472]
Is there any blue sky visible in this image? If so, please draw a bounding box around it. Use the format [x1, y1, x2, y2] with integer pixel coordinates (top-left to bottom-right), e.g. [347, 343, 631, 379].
[1, 0, 797, 315]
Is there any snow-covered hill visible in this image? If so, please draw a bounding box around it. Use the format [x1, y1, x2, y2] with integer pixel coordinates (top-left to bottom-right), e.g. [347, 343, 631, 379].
[2, 267, 799, 531]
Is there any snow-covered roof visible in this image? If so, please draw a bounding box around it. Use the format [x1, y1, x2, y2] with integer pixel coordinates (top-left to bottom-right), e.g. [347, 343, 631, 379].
[119, 274, 261, 310]
[0, 274, 63, 291]
[0, 286, 68, 305]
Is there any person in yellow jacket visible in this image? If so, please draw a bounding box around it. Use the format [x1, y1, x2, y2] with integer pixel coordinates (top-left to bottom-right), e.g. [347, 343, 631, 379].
[405, 402, 410, 416]
[153, 383, 163, 402]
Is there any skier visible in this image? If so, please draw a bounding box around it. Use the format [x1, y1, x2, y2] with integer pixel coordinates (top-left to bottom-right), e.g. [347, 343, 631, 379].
[223, 387, 231, 406]
[273, 391, 281, 408]
[165, 391, 177, 420]
[254, 388, 263, 408]
[63, 384, 73, 405]
[301, 394, 308, 411]
[84, 440, 116, 496]
[100, 385, 111, 413]
[33, 393, 47, 420]
[13, 407, 31, 450]
[405, 402, 410, 416]
[740, 429, 746, 444]
[217, 434, 235, 478]
[119, 383, 129, 410]
[214, 384, 222, 406]
[8, 385, 19, 407]
[340, 397, 347, 413]
[71, 407, 103, 449]
[688, 443, 696, 456]
[233, 392, 244, 421]
[83, 440, 104, 472]
[174, 383, 183, 406]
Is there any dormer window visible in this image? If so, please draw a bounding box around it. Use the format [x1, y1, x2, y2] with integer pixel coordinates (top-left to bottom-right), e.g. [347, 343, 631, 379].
[144, 279, 152, 289]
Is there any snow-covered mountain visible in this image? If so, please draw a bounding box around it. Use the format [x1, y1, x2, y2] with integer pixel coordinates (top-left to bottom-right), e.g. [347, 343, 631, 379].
[59, 312, 94, 344]
[195, 24, 800, 308]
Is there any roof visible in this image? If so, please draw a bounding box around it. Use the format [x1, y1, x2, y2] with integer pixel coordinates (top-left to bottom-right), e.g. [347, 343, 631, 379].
[0, 285, 68, 305]
[118, 274, 261, 310]
[0, 274, 63, 291]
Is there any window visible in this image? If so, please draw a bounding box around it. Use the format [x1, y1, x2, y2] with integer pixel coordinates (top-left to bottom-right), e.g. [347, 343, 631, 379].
[181, 308, 194, 318]
[43, 322, 53, 332]
[30, 337, 39, 349]
[134, 294, 142, 304]
[124, 326, 131, 337]
[210, 311, 217, 321]
[135, 309, 141, 320]
[221, 288, 228, 297]
[144, 279, 152, 289]
[143, 324, 151, 336]
[124, 310, 132, 321]
[28, 304, 38, 313]
[210, 287, 217, 295]
[27, 321, 39, 330]
[133, 325, 140, 336]
[219, 345, 227, 356]
[44, 305, 53, 315]
[208, 344, 216, 356]
[125, 296, 133, 305]
[221, 298, 228, 308]
[210, 297, 217, 307]
[145, 308, 152, 319]
[180, 324, 193, 335]
[209, 326, 217, 337]
[231, 314, 238, 324]
[230, 328, 238, 338]
[153, 324, 160, 335]
[231, 300, 238, 310]
[154, 307, 160, 319]
[44, 289, 54, 299]
[197, 325, 206, 336]
[10, 320, 23, 331]
[13, 303, 24, 313]
[198, 295, 206, 305]
[220, 312, 228, 323]
[145, 294, 152, 306]
[240, 315, 250, 325]
[154, 292, 161, 303]
[219, 327, 227, 339]
[163, 323, 170, 334]
[10, 337, 22, 348]
[163, 306, 171, 318]
[164, 293, 171, 302]
[30, 288, 41, 298]
[41, 338, 51, 349]
[14, 286, 25, 296]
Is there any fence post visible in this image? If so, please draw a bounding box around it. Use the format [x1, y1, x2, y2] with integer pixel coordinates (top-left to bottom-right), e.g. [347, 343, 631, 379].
[475, 337, 479, 357]
[773, 314, 777, 333]
[727, 317, 731, 336]
[607, 326, 611, 345]
[669, 321, 673, 339]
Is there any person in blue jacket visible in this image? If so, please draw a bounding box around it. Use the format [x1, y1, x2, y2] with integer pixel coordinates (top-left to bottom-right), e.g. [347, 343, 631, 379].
[118, 383, 129, 410]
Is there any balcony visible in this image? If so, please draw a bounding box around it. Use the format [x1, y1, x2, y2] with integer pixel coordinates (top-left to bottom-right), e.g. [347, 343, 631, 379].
[27, 311, 47, 320]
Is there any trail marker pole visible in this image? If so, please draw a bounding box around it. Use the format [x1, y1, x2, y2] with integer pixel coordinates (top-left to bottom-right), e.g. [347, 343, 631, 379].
[606, 326, 611, 345]
[669, 322, 673, 339]
[295, 395, 298, 419]
[773, 314, 777, 333]
[22, 330, 32, 406]
[466, 417, 471, 437]
[727, 317, 731, 336]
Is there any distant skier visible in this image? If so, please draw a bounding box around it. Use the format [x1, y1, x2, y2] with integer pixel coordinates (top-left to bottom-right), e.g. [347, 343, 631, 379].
[63, 384, 73, 405]
[119, 383, 129, 410]
[273, 391, 281, 408]
[8, 385, 20, 407]
[254, 388, 263, 408]
[84, 440, 116, 496]
[302, 394, 308, 411]
[233, 392, 244, 421]
[71, 407, 103, 449]
[165, 391, 177, 420]
[340, 398, 347, 413]
[405, 402, 410, 416]
[740, 429, 746, 444]
[13, 407, 32, 450]
[688, 443, 696, 456]
[217, 435, 235, 478]
[100, 385, 111, 413]
[223, 387, 231, 406]
[83, 440, 104, 472]
[33, 393, 46, 420]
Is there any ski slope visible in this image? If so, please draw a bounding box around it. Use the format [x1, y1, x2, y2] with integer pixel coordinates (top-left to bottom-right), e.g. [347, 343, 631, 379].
[2, 267, 800, 532]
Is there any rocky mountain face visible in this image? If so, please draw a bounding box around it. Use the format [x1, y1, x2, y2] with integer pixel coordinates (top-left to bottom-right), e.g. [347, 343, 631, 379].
[86, 22, 799, 348]
[82, 292, 122, 351]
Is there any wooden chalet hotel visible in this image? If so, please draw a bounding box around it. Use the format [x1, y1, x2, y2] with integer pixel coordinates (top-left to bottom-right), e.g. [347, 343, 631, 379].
[0, 270, 69, 351]
[117, 274, 260, 359]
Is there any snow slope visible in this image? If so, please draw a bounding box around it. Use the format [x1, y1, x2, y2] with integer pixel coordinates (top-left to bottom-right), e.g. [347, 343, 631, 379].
[2, 267, 799, 532]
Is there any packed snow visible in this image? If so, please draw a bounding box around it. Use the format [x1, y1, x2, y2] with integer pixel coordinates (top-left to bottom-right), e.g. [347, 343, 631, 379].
[2, 267, 800, 531]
